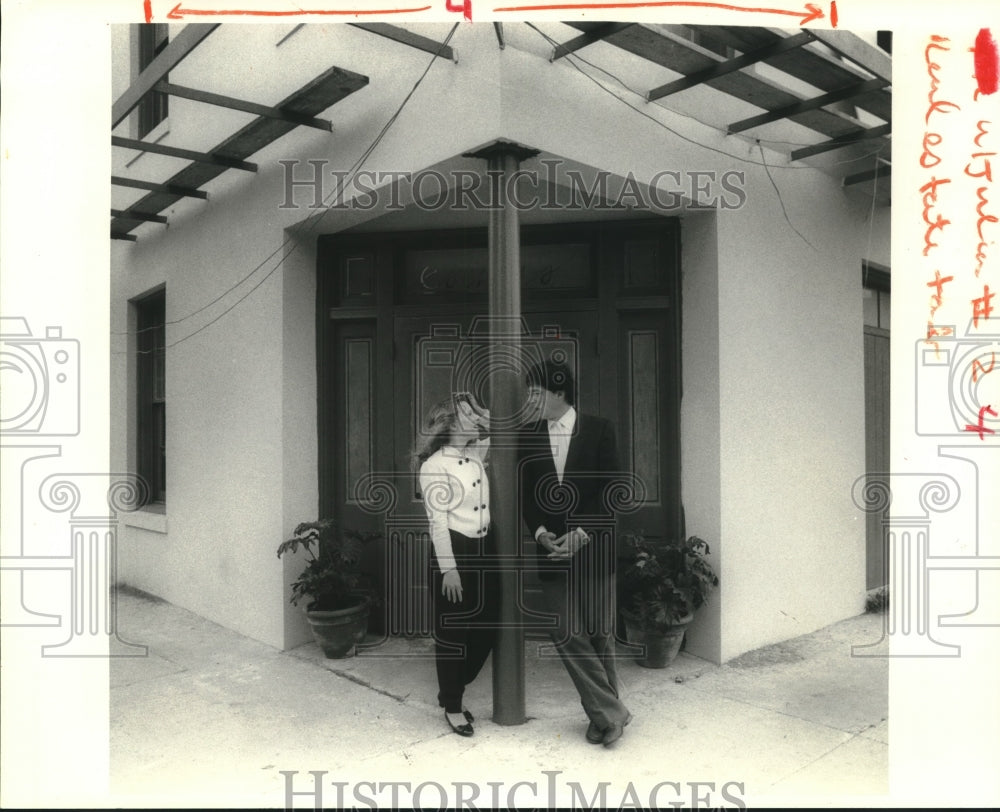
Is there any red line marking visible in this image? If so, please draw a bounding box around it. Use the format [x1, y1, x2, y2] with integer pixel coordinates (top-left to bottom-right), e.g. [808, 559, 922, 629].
[144, 0, 153, 22]
[166, 2, 431, 18]
[492, 0, 825, 25]
[829, 0, 837, 27]
[974, 28, 999, 96]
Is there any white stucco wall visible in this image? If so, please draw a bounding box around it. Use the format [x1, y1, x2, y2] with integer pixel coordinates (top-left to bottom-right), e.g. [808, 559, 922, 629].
[111, 22, 887, 656]
[279, 230, 320, 649]
[678, 212, 723, 661]
[111, 189, 289, 646]
[678, 174, 873, 662]
[714, 169, 869, 660]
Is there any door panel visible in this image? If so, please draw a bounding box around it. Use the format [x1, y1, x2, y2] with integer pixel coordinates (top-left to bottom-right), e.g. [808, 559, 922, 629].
[864, 327, 890, 589]
[617, 309, 682, 543]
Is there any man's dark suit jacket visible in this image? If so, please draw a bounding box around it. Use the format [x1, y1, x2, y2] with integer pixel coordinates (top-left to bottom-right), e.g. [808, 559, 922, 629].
[518, 413, 621, 581]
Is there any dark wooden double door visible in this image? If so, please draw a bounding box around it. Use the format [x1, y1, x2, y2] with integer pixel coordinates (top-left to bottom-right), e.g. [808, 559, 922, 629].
[318, 220, 682, 636]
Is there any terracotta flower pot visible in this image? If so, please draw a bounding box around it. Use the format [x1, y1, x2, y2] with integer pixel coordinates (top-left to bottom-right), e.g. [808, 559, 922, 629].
[305, 598, 370, 658]
[623, 612, 694, 668]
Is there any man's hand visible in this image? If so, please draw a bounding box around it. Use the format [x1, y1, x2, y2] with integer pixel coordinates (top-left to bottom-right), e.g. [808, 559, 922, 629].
[442, 569, 463, 603]
[546, 528, 590, 559]
[536, 531, 560, 554]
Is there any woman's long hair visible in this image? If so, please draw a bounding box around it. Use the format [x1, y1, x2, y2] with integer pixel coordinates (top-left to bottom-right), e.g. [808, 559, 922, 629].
[411, 397, 459, 472]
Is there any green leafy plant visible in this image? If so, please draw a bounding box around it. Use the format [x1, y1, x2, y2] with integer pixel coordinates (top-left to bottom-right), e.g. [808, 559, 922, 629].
[865, 585, 889, 614]
[276, 520, 382, 612]
[619, 531, 719, 631]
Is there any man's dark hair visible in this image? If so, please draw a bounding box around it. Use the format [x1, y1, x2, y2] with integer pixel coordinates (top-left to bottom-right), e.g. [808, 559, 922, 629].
[525, 359, 576, 406]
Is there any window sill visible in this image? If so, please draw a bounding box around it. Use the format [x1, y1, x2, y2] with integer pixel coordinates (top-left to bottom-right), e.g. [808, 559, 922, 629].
[124, 507, 168, 535]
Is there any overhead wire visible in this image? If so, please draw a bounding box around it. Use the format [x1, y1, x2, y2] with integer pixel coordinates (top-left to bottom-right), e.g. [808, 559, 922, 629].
[757, 142, 817, 251]
[528, 22, 894, 253]
[526, 21, 890, 170]
[118, 22, 460, 351]
[574, 41, 887, 156]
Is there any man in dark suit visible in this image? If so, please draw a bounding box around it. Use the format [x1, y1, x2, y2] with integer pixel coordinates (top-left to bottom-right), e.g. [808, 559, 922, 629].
[517, 359, 632, 746]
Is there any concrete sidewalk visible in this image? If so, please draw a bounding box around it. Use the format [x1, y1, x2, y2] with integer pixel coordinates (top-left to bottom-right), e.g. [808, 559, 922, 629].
[110, 591, 888, 808]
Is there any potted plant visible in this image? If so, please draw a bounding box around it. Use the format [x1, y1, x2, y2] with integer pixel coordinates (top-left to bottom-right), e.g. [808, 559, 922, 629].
[276, 519, 382, 658]
[618, 531, 719, 668]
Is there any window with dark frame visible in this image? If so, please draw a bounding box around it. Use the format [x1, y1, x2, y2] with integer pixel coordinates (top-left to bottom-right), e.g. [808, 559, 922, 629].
[862, 261, 891, 331]
[137, 24, 169, 138]
[137, 289, 166, 505]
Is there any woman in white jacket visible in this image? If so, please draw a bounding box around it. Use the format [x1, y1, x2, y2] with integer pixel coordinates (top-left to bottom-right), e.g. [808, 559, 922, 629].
[413, 392, 495, 737]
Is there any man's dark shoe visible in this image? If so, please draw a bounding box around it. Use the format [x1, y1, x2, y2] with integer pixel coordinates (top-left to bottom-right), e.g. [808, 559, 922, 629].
[585, 720, 603, 744]
[602, 712, 632, 747]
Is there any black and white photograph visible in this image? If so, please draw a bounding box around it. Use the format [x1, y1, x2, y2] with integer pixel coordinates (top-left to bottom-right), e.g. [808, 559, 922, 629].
[1, 0, 998, 808]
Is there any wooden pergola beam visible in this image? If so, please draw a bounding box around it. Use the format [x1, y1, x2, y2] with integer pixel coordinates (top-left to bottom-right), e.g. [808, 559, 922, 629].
[111, 175, 209, 199]
[647, 31, 814, 102]
[728, 76, 889, 134]
[843, 163, 891, 186]
[111, 231, 138, 242]
[810, 29, 892, 84]
[111, 208, 168, 224]
[112, 135, 258, 172]
[790, 123, 892, 161]
[348, 23, 456, 61]
[551, 22, 635, 61]
[111, 62, 368, 240]
[155, 82, 333, 132]
[112, 24, 219, 128]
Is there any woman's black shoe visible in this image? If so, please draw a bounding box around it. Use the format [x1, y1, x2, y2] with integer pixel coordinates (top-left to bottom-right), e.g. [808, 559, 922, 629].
[446, 711, 474, 737]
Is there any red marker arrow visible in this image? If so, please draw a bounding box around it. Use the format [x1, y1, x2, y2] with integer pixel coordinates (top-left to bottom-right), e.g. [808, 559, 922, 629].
[446, 0, 474, 19]
[493, 1, 826, 26]
[166, 2, 431, 18]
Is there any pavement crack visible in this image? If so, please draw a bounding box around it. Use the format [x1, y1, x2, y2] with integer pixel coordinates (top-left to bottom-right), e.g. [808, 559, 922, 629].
[677, 681, 882, 735]
[766, 730, 882, 792]
[325, 667, 408, 703]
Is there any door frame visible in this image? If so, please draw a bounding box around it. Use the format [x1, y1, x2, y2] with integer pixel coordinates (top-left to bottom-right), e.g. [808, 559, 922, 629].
[862, 260, 891, 590]
[316, 218, 684, 631]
